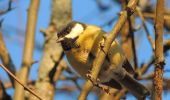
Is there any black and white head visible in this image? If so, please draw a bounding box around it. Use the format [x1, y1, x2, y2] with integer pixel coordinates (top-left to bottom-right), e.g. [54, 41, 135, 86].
[57, 21, 86, 51]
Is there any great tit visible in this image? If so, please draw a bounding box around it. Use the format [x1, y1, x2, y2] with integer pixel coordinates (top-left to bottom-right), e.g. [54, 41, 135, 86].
[56, 21, 150, 99]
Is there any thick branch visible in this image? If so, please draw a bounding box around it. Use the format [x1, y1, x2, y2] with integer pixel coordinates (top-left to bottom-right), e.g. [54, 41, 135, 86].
[153, 0, 165, 100]
[78, 0, 138, 99]
[30, 0, 72, 99]
[14, 0, 40, 100]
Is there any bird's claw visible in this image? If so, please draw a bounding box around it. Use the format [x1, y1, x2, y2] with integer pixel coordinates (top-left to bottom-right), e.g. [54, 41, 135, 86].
[86, 72, 100, 83]
[86, 70, 111, 95]
[99, 42, 107, 55]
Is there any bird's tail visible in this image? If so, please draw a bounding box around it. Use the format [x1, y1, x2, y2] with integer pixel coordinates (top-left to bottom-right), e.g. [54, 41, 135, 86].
[118, 74, 150, 99]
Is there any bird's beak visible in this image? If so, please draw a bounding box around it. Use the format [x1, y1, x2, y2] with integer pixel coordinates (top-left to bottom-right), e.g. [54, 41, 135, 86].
[56, 37, 64, 43]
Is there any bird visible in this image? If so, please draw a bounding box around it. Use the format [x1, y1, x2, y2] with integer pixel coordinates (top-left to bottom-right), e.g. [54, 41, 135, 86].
[56, 21, 150, 99]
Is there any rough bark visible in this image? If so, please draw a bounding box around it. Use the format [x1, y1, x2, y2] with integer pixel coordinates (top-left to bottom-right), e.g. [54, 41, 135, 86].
[78, 0, 138, 99]
[29, 0, 72, 100]
[153, 0, 165, 100]
[14, 0, 40, 100]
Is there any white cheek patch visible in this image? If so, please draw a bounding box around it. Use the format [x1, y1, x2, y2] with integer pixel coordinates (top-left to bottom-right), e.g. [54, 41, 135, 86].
[65, 23, 84, 39]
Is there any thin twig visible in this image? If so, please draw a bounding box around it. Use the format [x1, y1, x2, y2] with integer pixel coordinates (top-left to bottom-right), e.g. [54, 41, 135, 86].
[0, 32, 16, 87]
[139, 39, 170, 75]
[3, 80, 35, 89]
[127, 13, 138, 70]
[153, 0, 165, 99]
[0, 0, 13, 15]
[143, 12, 170, 20]
[0, 80, 11, 100]
[114, 88, 127, 100]
[136, 7, 155, 51]
[137, 73, 154, 80]
[78, 0, 138, 99]
[53, 59, 67, 82]
[0, 64, 42, 100]
[120, 1, 133, 61]
[49, 52, 65, 83]
[139, 56, 155, 75]
[59, 75, 81, 90]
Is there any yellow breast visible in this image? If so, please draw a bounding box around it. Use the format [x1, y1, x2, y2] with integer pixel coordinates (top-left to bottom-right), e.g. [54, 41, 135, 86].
[65, 25, 103, 77]
[65, 25, 125, 79]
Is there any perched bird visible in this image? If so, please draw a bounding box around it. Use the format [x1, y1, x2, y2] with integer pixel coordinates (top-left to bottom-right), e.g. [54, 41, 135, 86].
[56, 21, 150, 99]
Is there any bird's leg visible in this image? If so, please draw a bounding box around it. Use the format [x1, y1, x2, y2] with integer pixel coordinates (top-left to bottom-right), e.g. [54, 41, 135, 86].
[86, 70, 111, 94]
[99, 36, 107, 55]
[99, 36, 111, 62]
[86, 70, 100, 83]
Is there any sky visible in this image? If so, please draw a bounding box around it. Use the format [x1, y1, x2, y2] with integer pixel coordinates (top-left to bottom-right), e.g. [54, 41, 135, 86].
[0, 0, 170, 100]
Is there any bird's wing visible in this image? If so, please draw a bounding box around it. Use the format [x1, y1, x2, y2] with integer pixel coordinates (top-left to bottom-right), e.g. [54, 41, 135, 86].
[122, 59, 135, 75]
[101, 79, 122, 89]
[89, 51, 122, 89]
[118, 73, 150, 99]
[106, 36, 135, 75]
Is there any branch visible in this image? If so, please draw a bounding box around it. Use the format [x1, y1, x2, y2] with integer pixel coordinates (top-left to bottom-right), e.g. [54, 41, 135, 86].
[127, 13, 138, 70]
[0, 32, 16, 87]
[14, 0, 40, 100]
[0, 0, 13, 15]
[143, 12, 170, 31]
[0, 64, 42, 100]
[143, 12, 170, 20]
[30, 0, 72, 99]
[120, 1, 133, 61]
[78, 0, 138, 99]
[113, 38, 170, 98]
[53, 59, 68, 82]
[3, 80, 35, 89]
[114, 88, 127, 100]
[136, 7, 155, 51]
[0, 80, 11, 100]
[153, 0, 165, 99]
[139, 39, 170, 75]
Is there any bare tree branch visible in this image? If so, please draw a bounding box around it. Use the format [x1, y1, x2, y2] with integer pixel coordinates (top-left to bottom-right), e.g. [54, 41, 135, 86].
[14, 0, 40, 100]
[0, 0, 13, 15]
[120, 1, 133, 61]
[0, 31, 16, 87]
[30, 0, 72, 99]
[113, 38, 170, 98]
[78, 0, 139, 99]
[153, 0, 165, 99]
[53, 59, 67, 82]
[136, 7, 155, 51]
[127, 13, 138, 70]
[3, 80, 35, 89]
[0, 80, 11, 100]
[0, 64, 42, 100]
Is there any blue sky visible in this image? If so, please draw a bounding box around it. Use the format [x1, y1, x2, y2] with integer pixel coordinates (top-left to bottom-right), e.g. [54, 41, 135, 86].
[0, 0, 170, 100]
